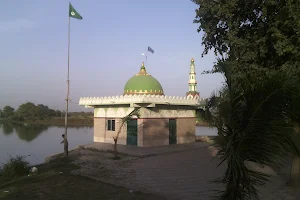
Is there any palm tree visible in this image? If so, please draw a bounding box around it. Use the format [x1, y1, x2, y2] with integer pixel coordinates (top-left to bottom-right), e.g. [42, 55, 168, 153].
[291, 123, 300, 188]
[113, 108, 140, 159]
[198, 64, 300, 199]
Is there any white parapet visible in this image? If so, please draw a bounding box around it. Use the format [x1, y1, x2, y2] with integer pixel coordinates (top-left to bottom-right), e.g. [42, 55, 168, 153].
[79, 94, 206, 107]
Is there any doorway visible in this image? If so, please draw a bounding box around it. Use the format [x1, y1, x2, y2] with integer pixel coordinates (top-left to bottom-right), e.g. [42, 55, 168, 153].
[127, 119, 138, 145]
[169, 119, 177, 144]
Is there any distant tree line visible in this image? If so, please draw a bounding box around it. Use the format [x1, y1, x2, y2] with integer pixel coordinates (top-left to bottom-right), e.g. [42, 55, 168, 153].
[0, 102, 93, 121]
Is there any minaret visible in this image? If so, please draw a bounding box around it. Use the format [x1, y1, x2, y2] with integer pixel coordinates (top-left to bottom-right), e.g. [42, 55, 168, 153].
[186, 58, 200, 98]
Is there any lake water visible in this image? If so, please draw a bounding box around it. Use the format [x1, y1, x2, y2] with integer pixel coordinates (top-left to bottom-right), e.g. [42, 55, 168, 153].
[0, 123, 217, 165]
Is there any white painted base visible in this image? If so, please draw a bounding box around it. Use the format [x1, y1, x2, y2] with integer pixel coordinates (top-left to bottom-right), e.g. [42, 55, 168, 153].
[94, 136, 105, 142]
[94, 136, 126, 145]
[142, 139, 169, 147]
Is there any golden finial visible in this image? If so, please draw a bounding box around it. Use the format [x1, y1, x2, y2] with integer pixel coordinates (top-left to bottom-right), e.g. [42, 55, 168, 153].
[191, 58, 194, 62]
[139, 61, 146, 73]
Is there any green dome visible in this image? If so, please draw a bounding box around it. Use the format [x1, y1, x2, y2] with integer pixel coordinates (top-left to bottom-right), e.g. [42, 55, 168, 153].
[124, 62, 164, 95]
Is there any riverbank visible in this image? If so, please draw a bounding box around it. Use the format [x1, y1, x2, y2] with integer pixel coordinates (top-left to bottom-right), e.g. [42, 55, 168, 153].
[0, 117, 93, 126]
[0, 153, 165, 200]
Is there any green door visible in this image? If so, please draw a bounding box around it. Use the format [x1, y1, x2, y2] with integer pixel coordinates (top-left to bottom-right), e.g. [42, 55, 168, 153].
[127, 119, 138, 145]
[169, 119, 177, 144]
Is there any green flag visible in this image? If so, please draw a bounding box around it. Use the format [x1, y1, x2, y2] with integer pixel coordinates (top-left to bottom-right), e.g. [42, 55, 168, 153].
[69, 3, 82, 20]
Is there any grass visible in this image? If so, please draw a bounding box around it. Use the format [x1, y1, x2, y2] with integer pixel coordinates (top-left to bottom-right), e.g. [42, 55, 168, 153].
[0, 155, 166, 200]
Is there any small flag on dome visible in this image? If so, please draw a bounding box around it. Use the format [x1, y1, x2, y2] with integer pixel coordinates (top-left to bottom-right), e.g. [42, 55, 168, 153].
[148, 46, 154, 54]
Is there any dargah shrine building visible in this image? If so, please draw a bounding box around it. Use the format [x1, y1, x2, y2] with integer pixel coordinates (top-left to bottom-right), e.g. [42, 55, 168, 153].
[79, 58, 205, 147]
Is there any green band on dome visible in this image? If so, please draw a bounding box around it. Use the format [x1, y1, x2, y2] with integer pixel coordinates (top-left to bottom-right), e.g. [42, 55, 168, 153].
[123, 62, 164, 96]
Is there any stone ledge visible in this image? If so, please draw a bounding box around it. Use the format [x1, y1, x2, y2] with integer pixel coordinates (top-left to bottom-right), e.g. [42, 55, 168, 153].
[79, 94, 206, 107]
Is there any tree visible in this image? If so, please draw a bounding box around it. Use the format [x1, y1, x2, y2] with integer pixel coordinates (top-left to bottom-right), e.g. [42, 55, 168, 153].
[36, 104, 48, 119]
[55, 110, 62, 117]
[113, 108, 140, 159]
[16, 102, 37, 120]
[2, 106, 15, 118]
[192, 0, 300, 75]
[198, 67, 300, 199]
[192, 0, 300, 199]
[48, 109, 56, 117]
[1, 103, 62, 121]
[36, 104, 57, 119]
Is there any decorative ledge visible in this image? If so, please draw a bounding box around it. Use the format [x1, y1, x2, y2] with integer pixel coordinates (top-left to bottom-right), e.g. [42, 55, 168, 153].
[79, 94, 206, 107]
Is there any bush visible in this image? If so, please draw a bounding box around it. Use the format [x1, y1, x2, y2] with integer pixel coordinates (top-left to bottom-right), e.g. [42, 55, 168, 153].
[9, 114, 23, 121]
[0, 155, 30, 181]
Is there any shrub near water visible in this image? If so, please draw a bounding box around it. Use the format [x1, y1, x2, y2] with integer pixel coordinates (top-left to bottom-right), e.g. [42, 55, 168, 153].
[0, 155, 30, 181]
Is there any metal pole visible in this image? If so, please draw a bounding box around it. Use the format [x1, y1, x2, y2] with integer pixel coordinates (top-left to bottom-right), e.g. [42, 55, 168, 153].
[64, 15, 70, 156]
[146, 55, 148, 68]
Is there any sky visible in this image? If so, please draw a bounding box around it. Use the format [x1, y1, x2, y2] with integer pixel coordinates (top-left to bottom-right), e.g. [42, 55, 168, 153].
[0, 0, 224, 112]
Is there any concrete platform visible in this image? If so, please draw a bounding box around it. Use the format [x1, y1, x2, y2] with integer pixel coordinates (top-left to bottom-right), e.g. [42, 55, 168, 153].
[82, 142, 211, 157]
[76, 142, 299, 200]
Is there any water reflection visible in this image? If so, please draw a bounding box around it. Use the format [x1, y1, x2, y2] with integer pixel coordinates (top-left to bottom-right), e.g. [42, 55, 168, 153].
[14, 124, 49, 142]
[1, 123, 93, 142]
[1, 123, 49, 142]
[2, 123, 14, 135]
[0, 122, 94, 165]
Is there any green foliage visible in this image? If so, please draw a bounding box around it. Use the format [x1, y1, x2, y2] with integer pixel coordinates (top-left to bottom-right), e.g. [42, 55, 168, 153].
[0, 155, 30, 182]
[9, 113, 23, 121]
[121, 108, 141, 124]
[193, 0, 300, 199]
[1, 102, 63, 121]
[199, 68, 300, 199]
[68, 112, 93, 117]
[2, 106, 15, 118]
[1, 102, 93, 122]
[17, 102, 41, 120]
[192, 0, 300, 75]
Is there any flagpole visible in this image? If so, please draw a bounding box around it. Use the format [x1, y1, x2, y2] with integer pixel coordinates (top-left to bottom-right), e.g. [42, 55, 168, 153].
[146, 55, 148, 68]
[142, 53, 147, 67]
[64, 14, 71, 156]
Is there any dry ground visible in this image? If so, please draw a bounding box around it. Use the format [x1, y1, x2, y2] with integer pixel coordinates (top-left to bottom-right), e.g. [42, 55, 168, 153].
[0, 153, 165, 200]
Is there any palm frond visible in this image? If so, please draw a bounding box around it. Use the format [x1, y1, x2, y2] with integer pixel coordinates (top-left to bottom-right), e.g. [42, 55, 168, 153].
[121, 108, 141, 123]
[212, 69, 300, 199]
[116, 108, 141, 137]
